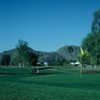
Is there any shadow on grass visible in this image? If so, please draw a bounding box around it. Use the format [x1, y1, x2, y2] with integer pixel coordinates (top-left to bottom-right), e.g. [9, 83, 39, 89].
[31, 70, 67, 75]
[0, 71, 60, 76]
[33, 72, 61, 75]
[0, 72, 26, 75]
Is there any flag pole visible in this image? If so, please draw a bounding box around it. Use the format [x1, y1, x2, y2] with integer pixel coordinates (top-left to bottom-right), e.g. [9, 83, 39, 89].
[80, 64, 82, 79]
[80, 47, 84, 79]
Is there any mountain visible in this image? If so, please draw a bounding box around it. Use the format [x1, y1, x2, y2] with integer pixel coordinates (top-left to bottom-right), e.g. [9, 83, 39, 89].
[0, 45, 80, 65]
[57, 45, 80, 61]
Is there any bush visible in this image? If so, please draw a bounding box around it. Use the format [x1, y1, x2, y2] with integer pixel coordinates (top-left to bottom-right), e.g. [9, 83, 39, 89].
[1, 54, 11, 66]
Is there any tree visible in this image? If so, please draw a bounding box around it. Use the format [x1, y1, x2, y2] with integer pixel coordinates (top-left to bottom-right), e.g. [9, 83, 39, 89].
[78, 50, 92, 67]
[1, 54, 11, 66]
[50, 59, 66, 66]
[15, 40, 38, 66]
[91, 9, 100, 32]
[28, 52, 38, 66]
[82, 30, 100, 65]
[16, 40, 29, 66]
[82, 9, 100, 65]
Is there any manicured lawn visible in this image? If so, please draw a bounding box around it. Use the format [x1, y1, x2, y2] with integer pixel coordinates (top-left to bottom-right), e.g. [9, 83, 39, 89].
[0, 67, 100, 100]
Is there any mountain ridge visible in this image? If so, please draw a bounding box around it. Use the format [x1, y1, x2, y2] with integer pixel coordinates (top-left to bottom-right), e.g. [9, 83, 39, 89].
[0, 45, 80, 65]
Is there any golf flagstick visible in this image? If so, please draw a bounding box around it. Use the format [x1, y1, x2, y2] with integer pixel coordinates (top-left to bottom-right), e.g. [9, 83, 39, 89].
[80, 47, 84, 79]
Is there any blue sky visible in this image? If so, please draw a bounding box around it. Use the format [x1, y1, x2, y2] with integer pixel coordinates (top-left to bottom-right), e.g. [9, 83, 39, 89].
[0, 0, 100, 52]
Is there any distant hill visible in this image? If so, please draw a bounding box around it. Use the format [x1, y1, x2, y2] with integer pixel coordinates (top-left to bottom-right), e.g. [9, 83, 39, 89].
[57, 45, 80, 61]
[0, 45, 80, 65]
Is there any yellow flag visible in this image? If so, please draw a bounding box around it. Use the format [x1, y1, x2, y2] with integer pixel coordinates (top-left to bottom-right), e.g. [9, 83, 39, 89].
[80, 47, 84, 55]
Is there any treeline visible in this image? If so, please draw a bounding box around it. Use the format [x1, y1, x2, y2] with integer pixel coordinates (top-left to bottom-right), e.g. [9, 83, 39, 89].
[81, 9, 100, 65]
[0, 40, 67, 66]
[0, 40, 38, 66]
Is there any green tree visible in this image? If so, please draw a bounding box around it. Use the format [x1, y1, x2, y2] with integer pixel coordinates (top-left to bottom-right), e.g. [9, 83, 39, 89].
[28, 52, 38, 66]
[82, 9, 100, 65]
[15, 40, 38, 66]
[78, 50, 92, 67]
[91, 9, 100, 32]
[16, 40, 29, 66]
[82, 30, 100, 65]
[1, 54, 11, 66]
[51, 59, 66, 66]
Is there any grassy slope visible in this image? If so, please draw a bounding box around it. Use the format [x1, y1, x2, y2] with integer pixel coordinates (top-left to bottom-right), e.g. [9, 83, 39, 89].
[0, 67, 100, 100]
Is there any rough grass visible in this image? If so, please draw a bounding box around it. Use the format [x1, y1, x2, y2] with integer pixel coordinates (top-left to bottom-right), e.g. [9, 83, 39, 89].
[0, 67, 100, 100]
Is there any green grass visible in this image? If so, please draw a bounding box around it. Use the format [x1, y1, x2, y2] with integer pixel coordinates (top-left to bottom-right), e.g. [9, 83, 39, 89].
[0, 66, 100, 100]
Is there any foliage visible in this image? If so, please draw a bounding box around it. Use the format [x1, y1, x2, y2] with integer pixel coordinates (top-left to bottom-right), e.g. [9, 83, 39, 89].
[1, 54, 11, 66]
[28, 52, 38, 66]
[11, 58, 19, 66]
[16, 40, 29, 66]
[91, 9, 100, 32]
[49, 59, 66, 66]
[82, 30, 100, 65]
[78, 50, 92, 66]
[15, 40, 38, 66]
[82, 9, 100, 65]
